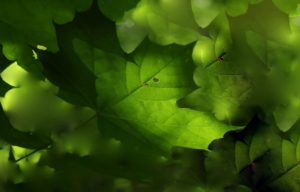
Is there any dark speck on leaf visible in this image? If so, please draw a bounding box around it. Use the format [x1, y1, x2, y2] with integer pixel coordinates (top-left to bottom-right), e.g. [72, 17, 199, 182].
[218, 55, 225, 61]
[153, 77, 160, 83]
[143, 83, 149, 87]
[217, 52, 226, 61]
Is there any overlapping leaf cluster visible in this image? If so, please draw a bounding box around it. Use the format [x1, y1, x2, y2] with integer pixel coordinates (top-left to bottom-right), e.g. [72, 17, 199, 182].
[0, 0, 300, 191]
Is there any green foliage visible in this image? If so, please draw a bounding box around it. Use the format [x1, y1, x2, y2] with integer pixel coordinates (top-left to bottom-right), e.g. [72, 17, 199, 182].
[199, 118, 300, 191]
[0, 0, 300, 191]
[116, 0, 201, 52]
[97, 0, 140, 21]
[0, 0, 92, 77]
[0, 105, 52, 149]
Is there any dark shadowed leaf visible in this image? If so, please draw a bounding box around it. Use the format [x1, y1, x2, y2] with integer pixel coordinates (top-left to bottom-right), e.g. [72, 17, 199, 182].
[97, 0, 140, 21]
[0, 0, 93, 77]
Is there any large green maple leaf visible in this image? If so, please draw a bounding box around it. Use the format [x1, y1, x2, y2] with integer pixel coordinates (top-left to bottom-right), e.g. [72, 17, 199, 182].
[73, 38, 240, 150]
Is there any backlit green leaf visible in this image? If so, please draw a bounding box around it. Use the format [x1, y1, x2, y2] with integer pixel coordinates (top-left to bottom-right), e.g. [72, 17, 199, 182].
[117, 0, 200, 52]
[73, 39, 240, 150]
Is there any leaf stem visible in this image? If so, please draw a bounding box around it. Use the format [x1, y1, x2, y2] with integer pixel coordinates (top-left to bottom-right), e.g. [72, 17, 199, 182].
[14, 146, 47, 163]
[14, 113, 98, 163]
